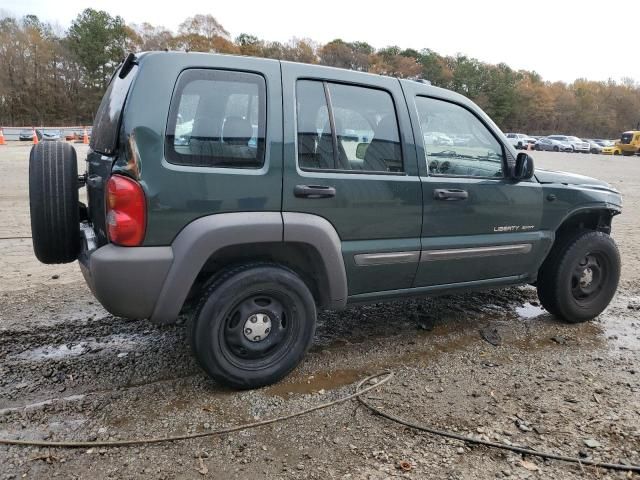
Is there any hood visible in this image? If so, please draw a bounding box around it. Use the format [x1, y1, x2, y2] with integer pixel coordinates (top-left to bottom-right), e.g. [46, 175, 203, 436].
[535, 169, 614, 190]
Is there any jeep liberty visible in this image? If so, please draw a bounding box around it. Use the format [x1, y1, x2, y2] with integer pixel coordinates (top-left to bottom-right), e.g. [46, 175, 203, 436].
[28, 52, 622, 389]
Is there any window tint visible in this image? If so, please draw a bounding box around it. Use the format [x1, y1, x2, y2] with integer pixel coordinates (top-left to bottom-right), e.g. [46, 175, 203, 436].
[166, 69, 266, 168]
[415, 97, 504, 178]
[296, 80, 334, 169]
[296, 80, 403, 173]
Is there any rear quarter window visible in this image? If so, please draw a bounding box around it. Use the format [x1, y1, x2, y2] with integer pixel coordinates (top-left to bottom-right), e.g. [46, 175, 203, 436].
[165, 69, 266, 169]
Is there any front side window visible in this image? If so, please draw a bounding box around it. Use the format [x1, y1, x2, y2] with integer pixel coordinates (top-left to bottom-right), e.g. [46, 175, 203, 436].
[166, 69, 266, 168]
[415, 97, 504, 178]
[296, 80, 403, 173]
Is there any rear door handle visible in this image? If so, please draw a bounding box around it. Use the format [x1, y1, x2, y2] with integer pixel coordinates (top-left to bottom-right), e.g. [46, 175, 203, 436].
[294, 185, 336, 199]
[433, 188, 468, 201]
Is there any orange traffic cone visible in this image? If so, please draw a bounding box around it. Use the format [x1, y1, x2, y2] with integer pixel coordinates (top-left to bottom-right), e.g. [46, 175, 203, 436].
[32, 128, 38, 145]
[0, 128, 6, 145]
[82, 127, 89, 144]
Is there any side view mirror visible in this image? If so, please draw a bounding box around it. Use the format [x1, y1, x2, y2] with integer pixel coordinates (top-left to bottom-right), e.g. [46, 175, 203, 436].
[513, 152, 535, 181]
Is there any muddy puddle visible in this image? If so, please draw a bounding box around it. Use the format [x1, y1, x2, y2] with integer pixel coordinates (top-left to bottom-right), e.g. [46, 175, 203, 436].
[264, 296, 634, 398]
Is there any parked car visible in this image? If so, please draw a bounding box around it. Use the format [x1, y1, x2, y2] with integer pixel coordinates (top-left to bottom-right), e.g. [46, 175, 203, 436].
[523, 136, 537, 149]
[423, 131, 454, 146]
[42, 129, 62, 141]
[19, 129, 38, 141]
[28, 52, 623, 389]
[505, 133, 529, 149]
[601, 142, 621, 155]
[566, 136, 590, 153]
[583, 139, 603, 154]
[546, 135, 588, 153]
[534, 137, 573, 152]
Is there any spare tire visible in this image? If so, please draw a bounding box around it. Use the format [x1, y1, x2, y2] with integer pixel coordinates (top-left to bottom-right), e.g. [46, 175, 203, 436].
[29, 141, 81, 264]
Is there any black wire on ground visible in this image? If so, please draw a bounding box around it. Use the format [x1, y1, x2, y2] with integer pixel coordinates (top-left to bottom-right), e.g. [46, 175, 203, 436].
[0, 371, 638, 474]
[0, 372, 393, 448]
[0, 236, 32, 240]
[354, 376, 640, 473]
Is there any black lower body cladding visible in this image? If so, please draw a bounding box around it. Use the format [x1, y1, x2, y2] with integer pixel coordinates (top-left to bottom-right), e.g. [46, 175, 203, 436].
[77, 212, 348, 324]
[29, 141, 80, 264]
[78, 245, 173, 319]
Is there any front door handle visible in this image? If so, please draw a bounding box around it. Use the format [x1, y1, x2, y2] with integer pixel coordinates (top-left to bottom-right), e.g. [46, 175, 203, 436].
[433, 188, 468, 201]
[294, 184, 336, 199]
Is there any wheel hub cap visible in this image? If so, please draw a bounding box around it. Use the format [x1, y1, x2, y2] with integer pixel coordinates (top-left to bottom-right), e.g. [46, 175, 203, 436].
[243, 313, 272, 342]
[580, 267, 593, 288]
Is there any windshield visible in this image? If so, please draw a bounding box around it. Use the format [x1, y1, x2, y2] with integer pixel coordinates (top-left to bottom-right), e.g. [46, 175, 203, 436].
[90, 64, 138, 155]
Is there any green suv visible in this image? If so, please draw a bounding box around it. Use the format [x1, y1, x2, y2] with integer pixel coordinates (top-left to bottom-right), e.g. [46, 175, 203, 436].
[29, 52, 622, 389]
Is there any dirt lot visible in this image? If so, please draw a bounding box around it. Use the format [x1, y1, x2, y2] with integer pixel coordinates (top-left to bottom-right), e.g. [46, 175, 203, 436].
[0, 143, 638, 479]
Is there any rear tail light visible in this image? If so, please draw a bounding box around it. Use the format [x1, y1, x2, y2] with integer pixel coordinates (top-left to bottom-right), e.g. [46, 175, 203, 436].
[106, 174, 146, 246]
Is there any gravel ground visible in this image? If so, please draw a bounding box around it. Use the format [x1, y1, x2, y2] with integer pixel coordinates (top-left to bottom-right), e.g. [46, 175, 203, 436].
[0, 143, 638, 479]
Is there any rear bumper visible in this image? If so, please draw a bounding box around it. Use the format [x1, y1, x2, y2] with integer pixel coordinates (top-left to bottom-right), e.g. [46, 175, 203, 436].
[79, 244, 173, 320]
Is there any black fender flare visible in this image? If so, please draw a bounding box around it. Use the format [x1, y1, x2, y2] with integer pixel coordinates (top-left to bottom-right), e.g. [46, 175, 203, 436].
[150, 212, 347, 324]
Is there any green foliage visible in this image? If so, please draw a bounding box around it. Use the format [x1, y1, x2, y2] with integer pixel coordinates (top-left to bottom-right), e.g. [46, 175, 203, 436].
[0, 10, 638, 138]
[67, 9, 128, 89]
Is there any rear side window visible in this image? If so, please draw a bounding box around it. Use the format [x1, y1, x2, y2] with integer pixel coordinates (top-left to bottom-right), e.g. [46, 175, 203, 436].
[165, 69, 266, 168]
[91, 65, 137, 155]
[296, 80, 403, 173]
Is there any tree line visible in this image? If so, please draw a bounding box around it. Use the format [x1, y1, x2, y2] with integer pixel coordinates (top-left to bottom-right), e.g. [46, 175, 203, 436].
[1, 9, 638, 138]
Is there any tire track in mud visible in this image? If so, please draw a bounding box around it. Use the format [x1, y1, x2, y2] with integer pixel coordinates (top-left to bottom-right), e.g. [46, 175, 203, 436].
[0, 287, 536, 410]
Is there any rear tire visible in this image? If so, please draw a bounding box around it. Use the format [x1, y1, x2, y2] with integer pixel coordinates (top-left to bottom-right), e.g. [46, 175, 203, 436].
[29, 141, 80, 264]
[191, 264, 317, 389]
[537, 231, 620, 323]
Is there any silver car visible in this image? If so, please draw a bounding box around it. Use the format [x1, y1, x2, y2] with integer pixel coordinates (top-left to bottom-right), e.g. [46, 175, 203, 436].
[42, 129, 62, 141]
[547, 135, 589, 153]
[584, 139, 603, 154]
[566, 136, 591, 153]
[534, 137, 573, 152]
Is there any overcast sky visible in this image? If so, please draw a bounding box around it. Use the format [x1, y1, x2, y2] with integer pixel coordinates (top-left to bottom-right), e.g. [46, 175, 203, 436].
[1, 0, 637, 83]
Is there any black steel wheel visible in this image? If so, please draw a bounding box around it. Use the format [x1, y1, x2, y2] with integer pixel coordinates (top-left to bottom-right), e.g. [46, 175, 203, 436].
[537, 231, 620, 323]
[570, 253, 609, 305]
[191, 264, 316, 389]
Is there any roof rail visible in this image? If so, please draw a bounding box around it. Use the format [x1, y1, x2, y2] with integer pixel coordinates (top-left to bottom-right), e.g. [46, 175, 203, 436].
[414, 78, 431, 85]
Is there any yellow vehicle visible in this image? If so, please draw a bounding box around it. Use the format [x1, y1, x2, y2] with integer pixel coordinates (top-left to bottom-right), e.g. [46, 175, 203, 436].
[616, 131, 640, 156]
[601, 141, 621, 155]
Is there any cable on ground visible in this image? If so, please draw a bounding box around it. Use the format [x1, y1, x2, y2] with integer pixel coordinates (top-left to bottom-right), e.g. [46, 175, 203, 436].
[1, 371, 638, 473]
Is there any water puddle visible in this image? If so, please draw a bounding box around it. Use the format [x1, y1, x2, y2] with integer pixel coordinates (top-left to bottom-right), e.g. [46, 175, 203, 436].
[12, 334, 146, 361]
[515, 302, 547, 319]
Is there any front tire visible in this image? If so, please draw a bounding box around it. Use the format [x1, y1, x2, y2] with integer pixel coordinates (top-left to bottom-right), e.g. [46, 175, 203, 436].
[191, 264, 317, 389]
[537, 231, 620, 323]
